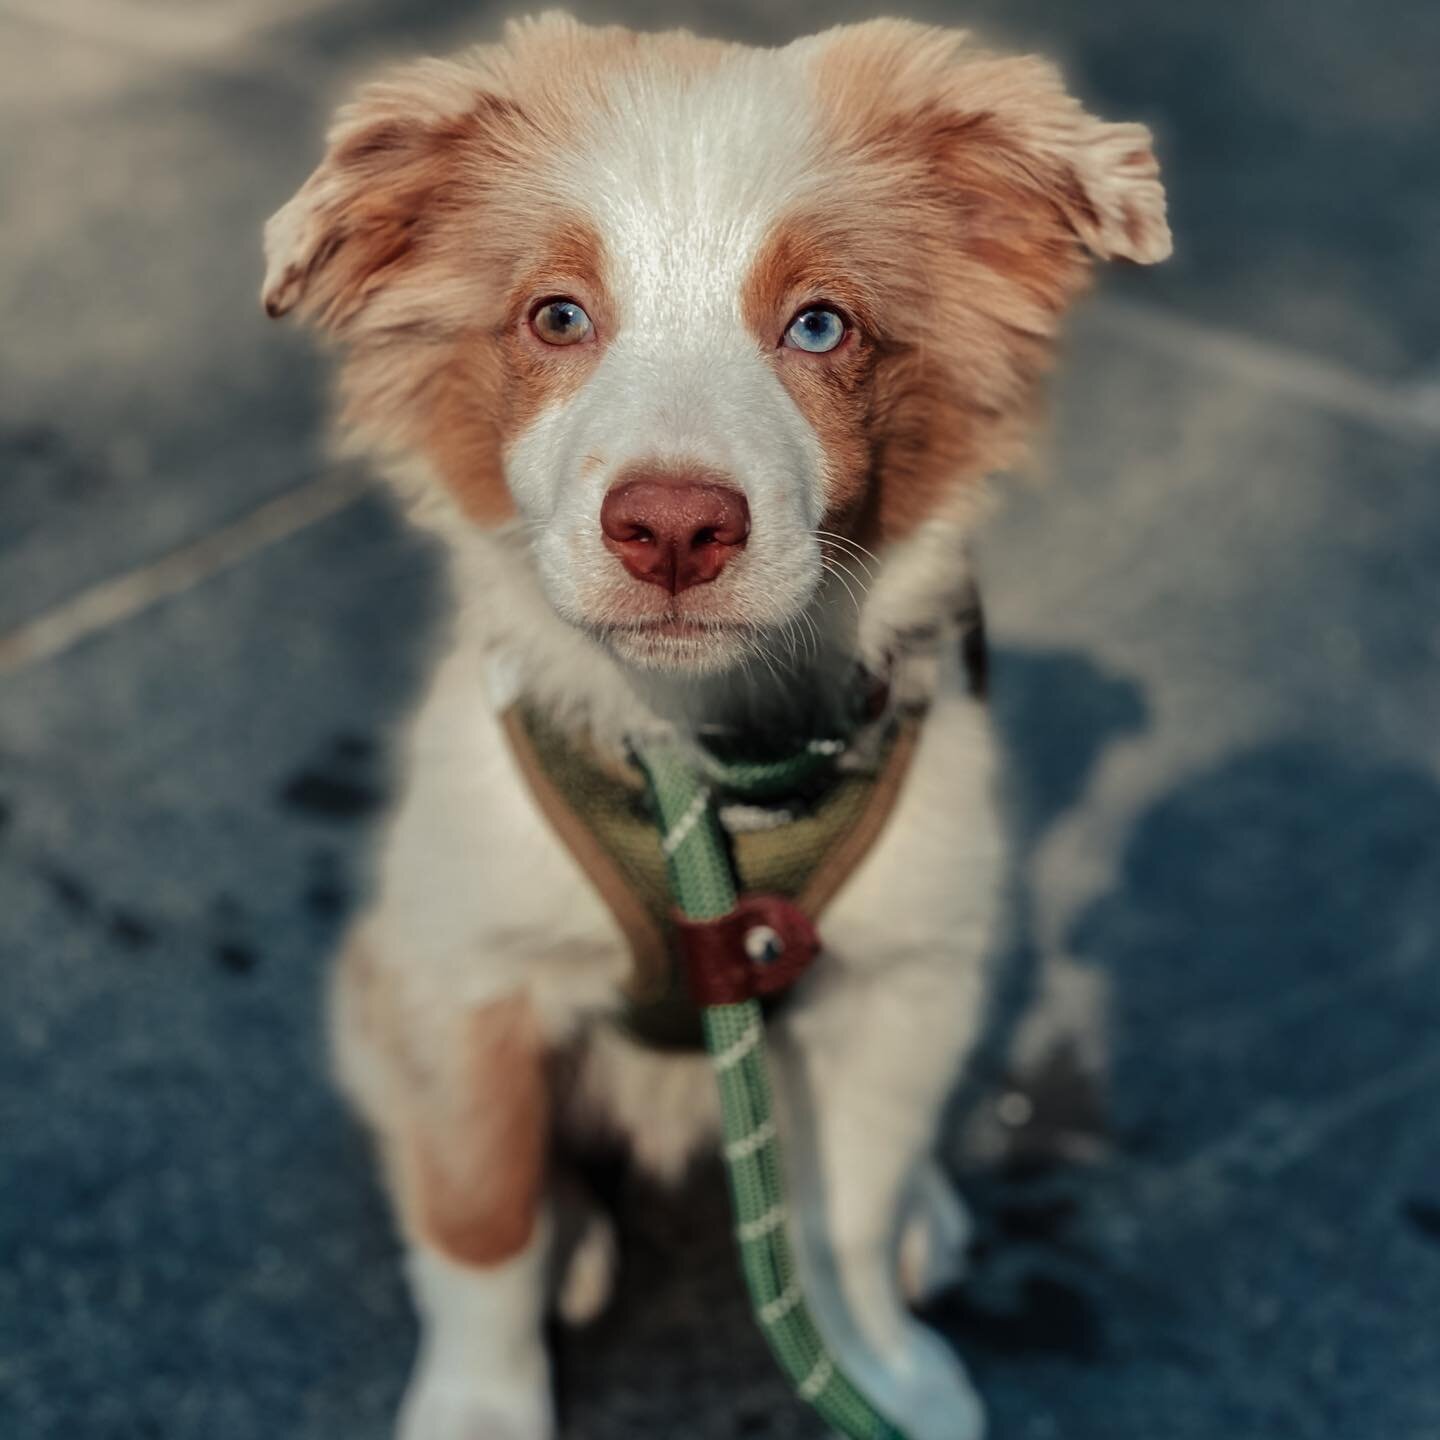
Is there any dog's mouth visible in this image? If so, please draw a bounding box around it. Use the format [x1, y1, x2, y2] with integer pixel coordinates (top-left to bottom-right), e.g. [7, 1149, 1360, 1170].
[618, 615, 746, 640]
[590, 612, 760, 672]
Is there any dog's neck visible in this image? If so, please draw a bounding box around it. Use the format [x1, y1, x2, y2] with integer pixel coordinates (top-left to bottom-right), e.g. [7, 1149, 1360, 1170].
[418, 491, 978, 753]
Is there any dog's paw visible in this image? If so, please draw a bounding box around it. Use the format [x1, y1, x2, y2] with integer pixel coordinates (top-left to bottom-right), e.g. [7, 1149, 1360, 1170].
[884, 1326, 986, 1440]
[834, 1322, 985, 1440]
[396, 1373, 552, 1440]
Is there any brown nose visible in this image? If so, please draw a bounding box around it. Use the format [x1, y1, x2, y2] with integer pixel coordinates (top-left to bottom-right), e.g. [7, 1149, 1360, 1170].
[600, 477, 750, 594]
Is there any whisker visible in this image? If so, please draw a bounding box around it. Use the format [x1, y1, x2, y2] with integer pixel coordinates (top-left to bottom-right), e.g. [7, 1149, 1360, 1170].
[794, 612, 819, 666]
[813, 529, 880, 577]
[781, 615, 807, 666]
[813, 530, 871, 561]
[825, 550, 873, 597]
[823, 530, 881, 569]
[815, 541, 873, 581]
[820, 558, 865, 617]
[749, 629, 781, 686]
[799, 609, 822, 664]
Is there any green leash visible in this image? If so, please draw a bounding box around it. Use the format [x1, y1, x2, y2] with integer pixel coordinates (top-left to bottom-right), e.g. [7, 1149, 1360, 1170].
[631, 735, 909, 1440]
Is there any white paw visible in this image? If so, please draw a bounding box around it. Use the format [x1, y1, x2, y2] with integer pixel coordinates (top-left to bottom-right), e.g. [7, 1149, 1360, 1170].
[882, 1325, 986, 1440]
[829, 1321, 985, 1440]
[396, 1371, 552, 1440]
[900, 1162, 973, 1305]
[555, 1209, 618, 1327]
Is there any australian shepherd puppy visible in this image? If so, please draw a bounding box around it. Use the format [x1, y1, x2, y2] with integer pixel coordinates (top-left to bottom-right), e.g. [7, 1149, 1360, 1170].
[263, 14, 1168, 1439]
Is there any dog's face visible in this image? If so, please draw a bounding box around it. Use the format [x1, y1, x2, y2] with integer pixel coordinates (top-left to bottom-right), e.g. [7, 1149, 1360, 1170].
[264, 16, 1168, 675]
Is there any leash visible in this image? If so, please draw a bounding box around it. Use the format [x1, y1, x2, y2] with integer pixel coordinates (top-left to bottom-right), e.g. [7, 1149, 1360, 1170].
[630, 734, 910, 1440]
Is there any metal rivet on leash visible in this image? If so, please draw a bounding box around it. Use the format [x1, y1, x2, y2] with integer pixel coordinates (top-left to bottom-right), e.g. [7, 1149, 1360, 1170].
[744, 924, 784, 965]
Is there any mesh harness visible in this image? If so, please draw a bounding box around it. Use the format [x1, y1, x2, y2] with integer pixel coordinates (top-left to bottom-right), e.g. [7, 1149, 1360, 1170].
[502, 701, 920, 1048]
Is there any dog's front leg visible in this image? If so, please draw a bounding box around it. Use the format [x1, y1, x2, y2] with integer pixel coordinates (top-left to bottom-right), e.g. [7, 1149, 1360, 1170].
[771, 961, 986, 1440]
[333, 945, 555, 1440]
[399, 1228, 552, 1440]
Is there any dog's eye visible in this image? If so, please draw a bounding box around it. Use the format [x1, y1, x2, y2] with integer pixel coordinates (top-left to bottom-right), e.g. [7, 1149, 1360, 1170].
[783, 307, 846, 354]
[532, 298, 594, 346]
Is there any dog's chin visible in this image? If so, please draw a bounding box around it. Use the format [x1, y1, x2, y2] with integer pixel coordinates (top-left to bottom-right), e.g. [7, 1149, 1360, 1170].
[594, 617, 760, 676]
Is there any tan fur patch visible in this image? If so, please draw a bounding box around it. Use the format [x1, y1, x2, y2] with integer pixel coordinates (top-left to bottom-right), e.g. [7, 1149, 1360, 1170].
[495, 222, 611, 449]
[333, 943, 548, 1268]
[741, 221, 883, 528]
[751, 19, 1170, 545]
[335, 219, 611, 526]
[404, 992, 549, 1268]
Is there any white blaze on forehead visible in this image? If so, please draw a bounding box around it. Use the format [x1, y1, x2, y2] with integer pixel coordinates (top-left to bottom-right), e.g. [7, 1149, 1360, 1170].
[554, 47, 825, 345]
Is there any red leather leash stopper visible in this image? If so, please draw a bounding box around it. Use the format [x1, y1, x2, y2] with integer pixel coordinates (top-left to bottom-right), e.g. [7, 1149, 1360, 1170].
[674, 894, 820, 1007]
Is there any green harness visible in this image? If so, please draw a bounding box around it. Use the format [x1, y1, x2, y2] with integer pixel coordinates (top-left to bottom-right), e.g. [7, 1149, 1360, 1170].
[506, 703, 917, 1049]
[629, 735, 911, 1440]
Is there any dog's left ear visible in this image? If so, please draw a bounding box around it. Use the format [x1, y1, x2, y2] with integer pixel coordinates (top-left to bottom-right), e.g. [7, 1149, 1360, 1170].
[950, 50, 1172, 266]
[823, 23, 1171, 268]
[261, 60, 522, 332]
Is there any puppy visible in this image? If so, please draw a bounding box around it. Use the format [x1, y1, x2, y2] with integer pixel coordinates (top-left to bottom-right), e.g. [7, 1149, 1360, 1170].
[262, 14, 1168, 1439]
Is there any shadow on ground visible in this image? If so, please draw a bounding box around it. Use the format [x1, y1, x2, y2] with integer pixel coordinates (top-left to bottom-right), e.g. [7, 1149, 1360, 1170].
[942, 737, 1440, 1440]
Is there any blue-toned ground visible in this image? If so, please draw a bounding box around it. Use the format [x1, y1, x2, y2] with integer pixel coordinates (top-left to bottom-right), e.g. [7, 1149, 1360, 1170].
[2, 2, 1439, 1437]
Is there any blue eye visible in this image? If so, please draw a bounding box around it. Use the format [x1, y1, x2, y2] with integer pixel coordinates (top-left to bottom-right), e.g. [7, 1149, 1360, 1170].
[532, 298, 594, 346]
[784, 307, 847, 354]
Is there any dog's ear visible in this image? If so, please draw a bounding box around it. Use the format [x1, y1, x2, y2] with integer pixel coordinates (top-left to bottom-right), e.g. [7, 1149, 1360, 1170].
[823, 23, 1171, 267]
[941, 50, 1171, 266]
[261, 60, 523, 332]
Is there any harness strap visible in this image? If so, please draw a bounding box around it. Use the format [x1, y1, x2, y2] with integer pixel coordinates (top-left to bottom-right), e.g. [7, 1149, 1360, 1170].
[631, 737, 910, 1440]
[501, 701, 922, 1048]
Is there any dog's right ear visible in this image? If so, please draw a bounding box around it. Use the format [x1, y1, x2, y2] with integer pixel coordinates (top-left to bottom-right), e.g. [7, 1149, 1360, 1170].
[261, 60, 523, 333]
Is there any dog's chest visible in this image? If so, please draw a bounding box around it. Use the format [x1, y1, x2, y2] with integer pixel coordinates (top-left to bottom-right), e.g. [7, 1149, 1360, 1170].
[375, 639, 997, 1033]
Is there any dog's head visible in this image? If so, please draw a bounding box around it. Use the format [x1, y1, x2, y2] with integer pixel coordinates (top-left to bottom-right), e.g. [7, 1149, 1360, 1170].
[264, 15, 1168, 676]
